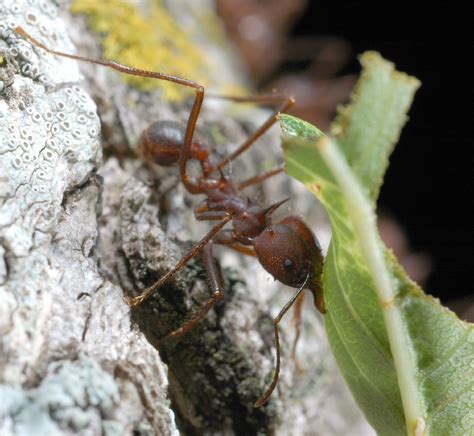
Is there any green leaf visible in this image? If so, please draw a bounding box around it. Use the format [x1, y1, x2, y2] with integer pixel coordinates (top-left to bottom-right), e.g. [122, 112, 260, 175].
[280, 52, 474, 436]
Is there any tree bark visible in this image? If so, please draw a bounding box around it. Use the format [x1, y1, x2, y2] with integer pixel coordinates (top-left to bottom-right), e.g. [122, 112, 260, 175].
[0, 1, 373, 435]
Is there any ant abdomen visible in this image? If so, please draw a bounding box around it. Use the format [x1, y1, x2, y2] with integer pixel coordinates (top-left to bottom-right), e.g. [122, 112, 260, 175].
[253, 216, 323, 288]
[138, 120, 184, 166]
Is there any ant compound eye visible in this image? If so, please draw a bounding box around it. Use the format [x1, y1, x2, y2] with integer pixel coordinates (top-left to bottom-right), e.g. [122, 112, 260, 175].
[283, 258, 293, 270]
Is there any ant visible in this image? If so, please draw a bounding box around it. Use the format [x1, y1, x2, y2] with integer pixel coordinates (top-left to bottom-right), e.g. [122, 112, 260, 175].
[16, 26, 326, 407]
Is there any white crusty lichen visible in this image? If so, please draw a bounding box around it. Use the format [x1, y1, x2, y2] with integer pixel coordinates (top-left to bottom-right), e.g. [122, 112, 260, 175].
[0, 1, 176, 435]
[0, 0, 101, 385]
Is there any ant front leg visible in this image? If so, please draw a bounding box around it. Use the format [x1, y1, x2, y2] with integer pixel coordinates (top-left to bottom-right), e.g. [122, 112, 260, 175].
[213, 230, 257, 257]
[155, 241, 224, 346]
[194, 210, 230, 221]
[193, 211, 257, 256]
[126, 215, 231, 307]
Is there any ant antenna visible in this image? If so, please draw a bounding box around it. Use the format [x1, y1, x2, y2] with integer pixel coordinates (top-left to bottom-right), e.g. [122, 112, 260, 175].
[254, 271, 310, 407]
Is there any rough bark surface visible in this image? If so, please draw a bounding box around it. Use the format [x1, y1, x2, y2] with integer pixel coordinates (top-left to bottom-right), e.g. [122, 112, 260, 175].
[1, 1, 373, 435]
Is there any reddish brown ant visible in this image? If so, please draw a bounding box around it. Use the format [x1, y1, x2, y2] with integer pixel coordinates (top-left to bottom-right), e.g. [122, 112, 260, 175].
[16, 26, 326, 407]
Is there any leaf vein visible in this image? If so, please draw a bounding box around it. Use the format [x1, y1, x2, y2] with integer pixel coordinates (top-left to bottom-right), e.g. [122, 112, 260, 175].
[426, 374, 474, 425]
[424, 327, 472, 377]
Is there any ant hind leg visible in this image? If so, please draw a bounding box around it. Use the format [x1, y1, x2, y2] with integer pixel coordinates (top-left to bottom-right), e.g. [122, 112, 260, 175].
[15, 26, 205, 194]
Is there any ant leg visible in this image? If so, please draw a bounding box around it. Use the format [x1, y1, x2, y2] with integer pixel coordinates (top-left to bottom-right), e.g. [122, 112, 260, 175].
[291, 292, 305, 370]
[193, 203, 232, 222]
[220, 243, 256, 257]
[254, 284, 306, 407]
[208, 94, 295, 170]
[219, 242, 257, 257]
[195, 211, 229, 221]
[15, 26, 204, 194]
[126, 214, 231, 307]
[213, 230, 256, 257]
[206, 93, 292, 105]
[156, 241, 223, 345]
[237, 165, 285, 190]
[193, 210, 256, 256]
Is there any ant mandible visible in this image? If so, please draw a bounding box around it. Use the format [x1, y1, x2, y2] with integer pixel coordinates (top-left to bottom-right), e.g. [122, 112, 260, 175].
[16, 26, 326, 407]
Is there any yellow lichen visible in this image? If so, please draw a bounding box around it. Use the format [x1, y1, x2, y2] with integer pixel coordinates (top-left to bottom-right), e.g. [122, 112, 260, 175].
[70, 0, 211, 101]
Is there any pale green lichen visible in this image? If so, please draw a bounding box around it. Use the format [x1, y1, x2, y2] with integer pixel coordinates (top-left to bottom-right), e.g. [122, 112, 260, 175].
[0, 355, 123, 435]
[70, 0, 211, 101]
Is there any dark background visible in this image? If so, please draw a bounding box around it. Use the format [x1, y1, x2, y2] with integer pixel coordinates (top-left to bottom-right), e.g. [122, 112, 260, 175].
[288, 2, 472, 303]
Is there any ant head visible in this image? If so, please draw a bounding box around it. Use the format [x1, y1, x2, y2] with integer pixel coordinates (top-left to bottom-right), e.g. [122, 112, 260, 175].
[138, 120, 184, 166]
[253, 216, 323, 289]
